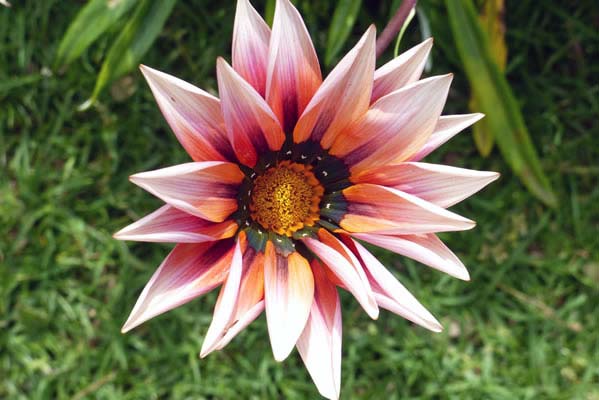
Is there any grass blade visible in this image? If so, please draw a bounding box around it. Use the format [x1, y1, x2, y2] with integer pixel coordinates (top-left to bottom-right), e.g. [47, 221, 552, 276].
[325, 0, 362, 66]
[55, 0, 137, 67]
[446, 0, 557, 207]
[83, 0, 176, 109]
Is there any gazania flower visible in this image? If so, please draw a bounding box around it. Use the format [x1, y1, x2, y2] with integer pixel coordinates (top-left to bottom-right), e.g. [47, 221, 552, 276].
[114, 0, 498, 398]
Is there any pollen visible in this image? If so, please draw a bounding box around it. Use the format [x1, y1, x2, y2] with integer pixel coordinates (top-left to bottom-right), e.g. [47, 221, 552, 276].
[250, 161, 324, 236]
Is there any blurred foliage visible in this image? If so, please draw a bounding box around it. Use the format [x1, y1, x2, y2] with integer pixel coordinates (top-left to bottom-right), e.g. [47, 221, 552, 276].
[446, 0, 557, 207]
[56, 0, 175, 109]
[1, 0, 598, 399]
[325, 0, 362, 66]
[469, 0, 506, 157]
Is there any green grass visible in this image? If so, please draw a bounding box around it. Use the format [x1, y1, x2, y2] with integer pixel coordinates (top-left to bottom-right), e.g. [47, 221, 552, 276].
[1, 0, 598, 399]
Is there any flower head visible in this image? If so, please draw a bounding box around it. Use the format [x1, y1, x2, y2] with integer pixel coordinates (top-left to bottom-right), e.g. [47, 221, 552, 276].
[114, 0, 498, 398]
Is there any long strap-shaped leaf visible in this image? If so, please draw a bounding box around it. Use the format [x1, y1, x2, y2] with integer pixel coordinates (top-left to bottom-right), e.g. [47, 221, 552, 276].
[55, 0, 138, 67]
[446, 0, 557, 208]
[83, 0, 176, 109]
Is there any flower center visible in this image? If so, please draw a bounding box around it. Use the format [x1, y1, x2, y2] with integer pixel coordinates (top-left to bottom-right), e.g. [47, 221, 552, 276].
[250, 161, 324, 237]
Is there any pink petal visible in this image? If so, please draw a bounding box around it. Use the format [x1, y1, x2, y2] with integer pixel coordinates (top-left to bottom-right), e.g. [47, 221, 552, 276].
[352, 162, 500, 208]
[302, 229, 379, 319]
[297, 260, 342, 400]
[139, 65, 234, 162]
[121, 240, 236, 333]
[410, 113, 484, 161]
[342, 236, 442, 331]
[267, 0, 322, 133]
[129, 161, 244, 223]
[340, 183, 475, 235]
[200, 238, 244, 357]
[351, 232, 470, 280]
[294, 26, 376, 148]
[217, 58, 285, 167]
[232, 0, 271, 96]
[264, 242, 314, 361]
[214, 248, 266, 351]
[371, 38, 433, 103]
[215, 301, 265, 351]
[330, 75, 453, 173]
[113, 205, 238, 243]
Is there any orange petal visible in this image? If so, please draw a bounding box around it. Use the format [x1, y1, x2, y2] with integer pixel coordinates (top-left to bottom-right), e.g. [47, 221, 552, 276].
[297, 260, 342, 400]
[129, 161, 244, 223]
[294, 26, 376, 147]
[264, 242, 314, 361]
[340, 184, 475, 234]
[352, 162, 500, 208]
[139, 65, 234, 162]
[371, 38, 433, 103]
[267, 0, 322, 133]
[213, 249, 265, 350]
[121, 240, 236, 333]
[217, 58, 285, 167]
[201, 237, 245, 357]
[232, 0, 271, 96]
[330, 75, 453, 173]
[113, 205, 238, 243]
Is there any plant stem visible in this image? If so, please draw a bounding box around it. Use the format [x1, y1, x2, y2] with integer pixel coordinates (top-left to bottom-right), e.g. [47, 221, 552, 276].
[376, 0, 417, 58]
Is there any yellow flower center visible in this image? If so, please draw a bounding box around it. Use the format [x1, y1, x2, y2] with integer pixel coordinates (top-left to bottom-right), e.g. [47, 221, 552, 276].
[250, 161, 324, 236]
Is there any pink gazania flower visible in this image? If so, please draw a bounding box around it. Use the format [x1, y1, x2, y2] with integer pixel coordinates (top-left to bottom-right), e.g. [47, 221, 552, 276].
[114, 0, 499, 398]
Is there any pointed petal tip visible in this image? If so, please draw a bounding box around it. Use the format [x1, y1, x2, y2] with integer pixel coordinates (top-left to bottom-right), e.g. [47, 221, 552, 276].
[198, 346, 210, 359]
[430, 321, 443, 333]
[452, 266, 470, 281]
[273, 347, 292, 362]
[120, 320, 135, 334]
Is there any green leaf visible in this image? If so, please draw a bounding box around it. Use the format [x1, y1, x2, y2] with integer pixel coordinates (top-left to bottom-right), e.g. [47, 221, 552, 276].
[470, 0, 507, 156]
[446, 0, 557, 207]
[324, 0, 362, 66]
[83, 0, 176, 109]
[55, 0, 138, 67]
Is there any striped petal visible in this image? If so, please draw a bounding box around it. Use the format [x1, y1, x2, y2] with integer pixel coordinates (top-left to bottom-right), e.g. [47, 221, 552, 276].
[139, 65, 234, 162]
[303, 229, 379, 319]
[129, 161, 244, 223]
[340, 184, 475, 235]
[113, 205, 238, 243]
[217, 58, 285, 167]
[264, 242, 314, 361]
[351, 232, 470, 280]
[330, 75, 453, 173]
[267, 0, 322, 133]
[201, 237, 245, 357]
[342, 236, 442, 331]
[410, 113, 484, 161]
[232, 0, 271, 96]
[210, 246, 266, 352]
[294, 26, 376, 148]
[352, 162, 500, 208]
[371, 38, 433, 103]
[121, 240, 236, 333]
[297, 260, 342, 400]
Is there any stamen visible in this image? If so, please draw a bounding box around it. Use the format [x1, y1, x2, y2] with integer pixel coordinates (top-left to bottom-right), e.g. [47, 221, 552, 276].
[250, 161, 324, 237]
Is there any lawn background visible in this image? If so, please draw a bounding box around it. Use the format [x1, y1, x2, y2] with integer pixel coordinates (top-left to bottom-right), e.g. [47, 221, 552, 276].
[1, 0, 598, 399]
